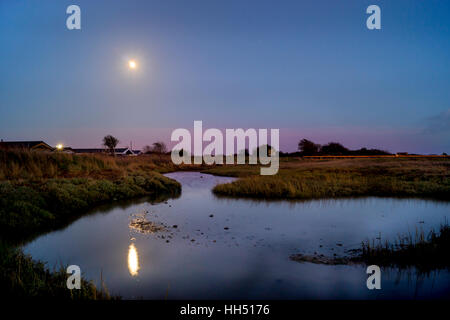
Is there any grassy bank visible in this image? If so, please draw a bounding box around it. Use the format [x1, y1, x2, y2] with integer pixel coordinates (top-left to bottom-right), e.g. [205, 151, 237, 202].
[0, 242, 113, 299]
[359, 223, 450, 271]
[0, 172, 181, 240]
[0, 150, 182, 239]
[291, 223, 450, 272]
[209, 157, 450, 200]
[0, 150, 183, 298]
[0, 149, 203, 180]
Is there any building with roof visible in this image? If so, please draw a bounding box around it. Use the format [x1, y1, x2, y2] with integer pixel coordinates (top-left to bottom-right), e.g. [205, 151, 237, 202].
[71, 147, 138, 156]
[0, 140, 54, 151]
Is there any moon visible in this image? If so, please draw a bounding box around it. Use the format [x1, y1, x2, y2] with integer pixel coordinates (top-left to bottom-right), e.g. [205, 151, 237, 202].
[128, 60, 137, 69]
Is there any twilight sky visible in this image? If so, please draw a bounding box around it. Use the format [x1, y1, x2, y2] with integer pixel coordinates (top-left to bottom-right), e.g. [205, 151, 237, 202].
[1, 0, 449, 153]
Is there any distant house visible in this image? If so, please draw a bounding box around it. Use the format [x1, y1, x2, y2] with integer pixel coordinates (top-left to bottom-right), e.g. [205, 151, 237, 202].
[72, 148, 106, 154]
[115, 147, 136, 156]
[72, 147, 138, 156]
[0, 140, 54, 152]
[60, 147, 75, 154]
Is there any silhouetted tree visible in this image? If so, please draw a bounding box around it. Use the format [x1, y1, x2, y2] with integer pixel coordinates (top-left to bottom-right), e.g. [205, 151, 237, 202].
[350, 148, 390, 156]
[152, 141, 167, 154]
[150, 141, 167, 159]
[103, 135, 119, 155]
[142, 145, 152, 154]
[298, 139, 321, 155]
[253, 144, 276, 157]
[320, 142, 349, 155]
[176, 148, 190, 157]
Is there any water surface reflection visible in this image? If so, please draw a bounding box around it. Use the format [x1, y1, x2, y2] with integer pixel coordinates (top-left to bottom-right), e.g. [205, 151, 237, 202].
[128, 243, 139, 277]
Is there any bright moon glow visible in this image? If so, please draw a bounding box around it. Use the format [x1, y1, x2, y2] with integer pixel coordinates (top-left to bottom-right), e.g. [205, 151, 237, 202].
[128, 243, 139, 276]
[128, 60, 137, 69]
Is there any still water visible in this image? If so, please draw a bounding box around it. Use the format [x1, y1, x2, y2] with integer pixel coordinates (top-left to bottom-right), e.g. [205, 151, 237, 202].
[23, 172, 450, 299]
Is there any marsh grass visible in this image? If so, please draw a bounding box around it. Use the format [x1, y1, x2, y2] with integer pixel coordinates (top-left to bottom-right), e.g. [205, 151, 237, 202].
[291, 223, 450, 271]
[0, 241, 115, 299]
[0, 149, 207, 181]
[0, 150, 187, 234]
[0, 150, 186, 298]
[359, 222, 450, 271]
[210, 158, 450, 200]
[0, 173, 181, 239]
[1, 151, 449, 297]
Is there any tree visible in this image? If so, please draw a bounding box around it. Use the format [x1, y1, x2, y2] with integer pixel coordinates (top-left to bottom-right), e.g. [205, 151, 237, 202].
[320, 142, 349, 155]
[253, 144, 276, 157]
[298, 139, 320, 155]
[175, 148, 190, 157]
[152, 141, 167, 158]
[142, 145, 152, 154]
[103, 135, 119, 155]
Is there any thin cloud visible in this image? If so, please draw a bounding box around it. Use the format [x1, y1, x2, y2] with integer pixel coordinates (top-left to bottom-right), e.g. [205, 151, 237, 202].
[423, 109, 450, 134]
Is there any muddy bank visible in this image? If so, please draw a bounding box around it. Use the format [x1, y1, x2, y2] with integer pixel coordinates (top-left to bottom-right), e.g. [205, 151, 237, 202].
[129, 211, 168, 234]
[290, 253, 356, 265]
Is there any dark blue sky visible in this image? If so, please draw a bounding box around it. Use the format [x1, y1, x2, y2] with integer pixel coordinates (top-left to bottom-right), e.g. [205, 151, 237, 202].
[1, 0, 449, 153]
